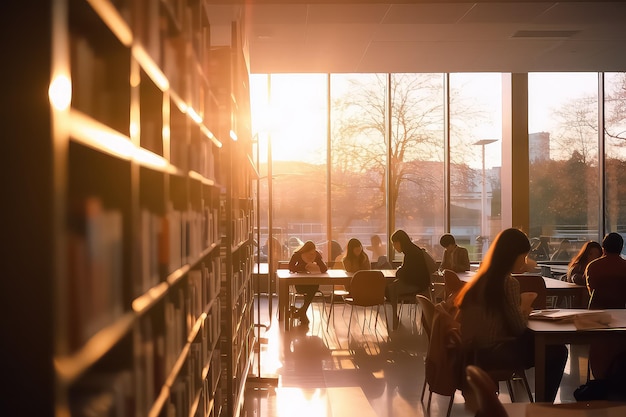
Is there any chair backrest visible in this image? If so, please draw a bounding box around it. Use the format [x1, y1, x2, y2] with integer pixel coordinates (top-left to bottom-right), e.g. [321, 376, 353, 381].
[514, 274, 547, 309]
[443, 269, 465, 300]
[416, 294, 436, 341]
[424, 304, 463, 396]
[349, 270, 386, 307]
[465, 365, 509, 417]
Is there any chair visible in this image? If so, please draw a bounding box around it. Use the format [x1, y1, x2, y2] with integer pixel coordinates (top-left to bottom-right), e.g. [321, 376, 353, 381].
[423, 303, 464, 417]
[415, 295, 436, 402]
[443, 269, 465, 300]
[466, 343, 534, 403]
[465, 365, 509, 417]
[280, 261, 328, 325]
[514, 274, 547, 309]
[327, 283, 350, 325]
[344, 270, 388, 335]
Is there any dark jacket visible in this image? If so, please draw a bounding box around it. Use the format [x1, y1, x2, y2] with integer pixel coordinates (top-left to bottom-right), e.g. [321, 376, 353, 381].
[396, 239, 431, 290]
[288, 251, 328, 273]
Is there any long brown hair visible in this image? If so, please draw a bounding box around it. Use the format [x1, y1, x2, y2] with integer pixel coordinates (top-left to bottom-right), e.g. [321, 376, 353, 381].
[568, 240, 602, 270]
[455, 228, 531, 314]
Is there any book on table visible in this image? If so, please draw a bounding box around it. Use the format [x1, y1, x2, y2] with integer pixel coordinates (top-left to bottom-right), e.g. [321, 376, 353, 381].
[528, 309, 610, 322]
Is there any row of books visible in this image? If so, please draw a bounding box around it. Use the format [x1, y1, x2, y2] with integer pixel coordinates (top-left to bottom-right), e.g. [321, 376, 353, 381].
[231, 209, 252, 248]
[170, 115, 220, 178]
[69, 370, 134, 417]
[66, 196, 124, 351]
[135, 280, 222, 417]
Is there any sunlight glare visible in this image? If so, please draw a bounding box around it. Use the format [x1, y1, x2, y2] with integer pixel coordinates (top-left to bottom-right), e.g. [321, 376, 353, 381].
[49, 74, 72, 111]
[276, 387, 328, 417]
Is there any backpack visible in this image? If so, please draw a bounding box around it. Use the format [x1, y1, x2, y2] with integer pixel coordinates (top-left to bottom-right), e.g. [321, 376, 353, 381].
[424, 303, 463, 396]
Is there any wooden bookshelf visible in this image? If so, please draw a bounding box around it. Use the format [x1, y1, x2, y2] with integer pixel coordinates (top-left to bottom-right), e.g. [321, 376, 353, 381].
[1, 1, 255, 416]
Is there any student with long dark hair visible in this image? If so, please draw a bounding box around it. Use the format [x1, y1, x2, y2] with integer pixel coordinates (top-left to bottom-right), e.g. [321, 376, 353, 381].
[288, 240, 328, 325]
[343, 238, 370, 273]
[454, 228, 567, 403]
[566, 240, 602, 285]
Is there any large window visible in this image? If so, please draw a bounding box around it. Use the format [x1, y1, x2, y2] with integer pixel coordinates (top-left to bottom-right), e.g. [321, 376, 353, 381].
[528, 73, 599, 259]
[252, 74, 329, 260]
[251, 72, 626, 264]
[449, 73, 502, 261]
[330, 74, 387, 264]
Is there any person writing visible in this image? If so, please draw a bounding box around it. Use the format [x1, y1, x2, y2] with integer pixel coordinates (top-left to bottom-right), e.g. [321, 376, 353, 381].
[366, 234, 387, 266]
[566, 240, 602, 286]
[386, 230, 431, 329]
[288, 240, 328, 325]
[439, 233, 470, 272]
[454, 228, 567, 403]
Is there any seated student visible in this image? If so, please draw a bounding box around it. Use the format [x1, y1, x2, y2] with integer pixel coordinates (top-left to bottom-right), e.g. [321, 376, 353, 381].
[386, 230, 432, 329]
[439, 233, 470, 272]
[584, 232, 626, 387]
[585, 232, 626, 308]
[342, 238, 371, 293]
[566, 240, 602, 286]
[366, 234, 386, 261]
[288, 240, 328, 325]
[454, 228, 567, 403]
[551, 239, 572, 261]
[342, 238, 370, 273]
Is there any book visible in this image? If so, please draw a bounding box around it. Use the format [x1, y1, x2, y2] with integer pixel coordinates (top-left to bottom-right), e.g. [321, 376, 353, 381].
[529, 309, 609, 321]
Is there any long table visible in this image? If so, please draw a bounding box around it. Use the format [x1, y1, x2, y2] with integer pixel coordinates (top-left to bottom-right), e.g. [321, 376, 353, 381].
[456, 271, 588, 308]
[276, 269, 396, 331]
[528, 309, 626, 402]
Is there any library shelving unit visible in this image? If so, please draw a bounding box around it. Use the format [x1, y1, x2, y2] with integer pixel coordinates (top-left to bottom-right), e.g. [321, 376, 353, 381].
[1, 1, 255, 417]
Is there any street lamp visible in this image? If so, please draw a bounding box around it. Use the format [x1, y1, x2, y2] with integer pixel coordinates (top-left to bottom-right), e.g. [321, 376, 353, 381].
[473, 139, 499, 253]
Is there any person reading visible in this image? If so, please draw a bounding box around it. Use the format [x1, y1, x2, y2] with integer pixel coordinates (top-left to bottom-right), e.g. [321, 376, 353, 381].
[454, 228, 567, 403]
[439, 233, 470, 272]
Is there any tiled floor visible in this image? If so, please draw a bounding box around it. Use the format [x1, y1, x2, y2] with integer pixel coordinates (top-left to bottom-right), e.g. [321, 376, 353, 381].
[243, 294, 588, 417]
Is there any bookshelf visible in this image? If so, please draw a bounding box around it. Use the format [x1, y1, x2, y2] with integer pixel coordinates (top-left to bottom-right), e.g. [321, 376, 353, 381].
[1, 1, 254, 416]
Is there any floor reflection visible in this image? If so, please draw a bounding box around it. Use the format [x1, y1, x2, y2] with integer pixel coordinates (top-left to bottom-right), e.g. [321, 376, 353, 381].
[244, 295, 585, 417]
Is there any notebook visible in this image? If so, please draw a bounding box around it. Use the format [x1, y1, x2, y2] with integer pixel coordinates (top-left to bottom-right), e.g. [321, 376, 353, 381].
[528, 309, 608, 321]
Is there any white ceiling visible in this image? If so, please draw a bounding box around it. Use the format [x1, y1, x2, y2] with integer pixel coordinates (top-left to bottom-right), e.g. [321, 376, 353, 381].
[206, 1, 626, 74]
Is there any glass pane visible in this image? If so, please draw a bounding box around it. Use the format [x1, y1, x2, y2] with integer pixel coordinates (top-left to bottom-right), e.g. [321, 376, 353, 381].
[449, 73, 502, 262]
[330, 74, 387, 266]
[604, 72, 626, 253]
[262, 74, 329, 261]
[528, 73, 599, 260]
[391, 73, 445, 261]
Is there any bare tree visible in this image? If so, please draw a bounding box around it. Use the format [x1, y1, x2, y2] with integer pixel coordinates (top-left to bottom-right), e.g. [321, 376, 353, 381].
[329, 74, 487, 233]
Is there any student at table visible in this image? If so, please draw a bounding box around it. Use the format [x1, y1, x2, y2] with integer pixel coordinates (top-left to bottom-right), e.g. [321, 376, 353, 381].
[439, 233, 471, 272]
[343, 238, 371, 273]
[455, 228, 568, 403]
[551, 238, 573, 262]
[585, 232, 626, 308]
[386, 229, 432, 329]
[566, 240, 602, 286]
[584, 232, 626, 388]
[342, 238, 371, 293]
[288, 240, 328, 325]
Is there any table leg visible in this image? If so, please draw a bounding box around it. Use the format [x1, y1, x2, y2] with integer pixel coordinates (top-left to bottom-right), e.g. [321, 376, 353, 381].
[278, 279, 292, 331]
[534, 333, 547, 402]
